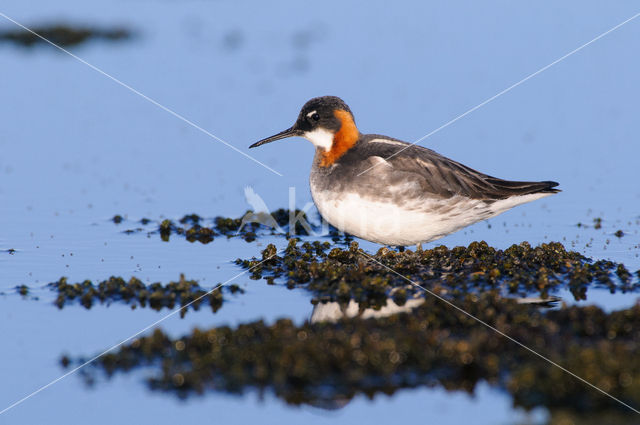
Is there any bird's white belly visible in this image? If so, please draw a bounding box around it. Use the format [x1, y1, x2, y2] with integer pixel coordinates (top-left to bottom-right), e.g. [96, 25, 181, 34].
[311, 190, 550, 246]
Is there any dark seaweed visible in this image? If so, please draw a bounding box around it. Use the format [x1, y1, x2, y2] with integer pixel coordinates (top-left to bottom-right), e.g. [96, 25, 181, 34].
[0, 24, 131, 48]
[236, 239, 640, 308]
[49, 275, 243, 317]
[120, 210, 351, 244]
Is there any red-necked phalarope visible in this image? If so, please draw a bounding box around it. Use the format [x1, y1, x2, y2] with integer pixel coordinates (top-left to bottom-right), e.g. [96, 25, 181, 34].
[250, 96, 560, 246]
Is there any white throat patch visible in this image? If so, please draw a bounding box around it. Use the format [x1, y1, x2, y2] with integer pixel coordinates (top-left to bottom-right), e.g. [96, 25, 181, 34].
[303, 128, 334, 151]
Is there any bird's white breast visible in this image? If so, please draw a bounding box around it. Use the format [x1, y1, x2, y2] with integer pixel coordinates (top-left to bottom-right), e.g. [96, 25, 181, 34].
[310, 187, 551, 246]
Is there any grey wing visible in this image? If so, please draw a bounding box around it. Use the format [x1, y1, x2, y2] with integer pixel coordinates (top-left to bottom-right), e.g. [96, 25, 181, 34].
[358, 138, 559, 200]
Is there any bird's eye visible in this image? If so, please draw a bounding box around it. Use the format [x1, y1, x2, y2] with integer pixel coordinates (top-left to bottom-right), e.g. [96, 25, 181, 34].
[311, 113, 320, 121]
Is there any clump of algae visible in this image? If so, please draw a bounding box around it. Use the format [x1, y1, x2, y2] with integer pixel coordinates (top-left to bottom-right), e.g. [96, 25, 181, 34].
[159, 209, 316, 243]
[118, 210, 352, 244]
[0, 24, 131, 48]
[49, 274, 243, 317]
[236, 239, 640, 308]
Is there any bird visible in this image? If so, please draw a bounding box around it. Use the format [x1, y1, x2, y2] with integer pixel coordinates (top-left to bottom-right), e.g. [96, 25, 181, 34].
[249, 96, 559, 247]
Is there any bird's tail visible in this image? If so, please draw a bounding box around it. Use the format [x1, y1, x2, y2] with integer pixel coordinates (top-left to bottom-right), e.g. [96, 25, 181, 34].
[484, 178, 561, 196]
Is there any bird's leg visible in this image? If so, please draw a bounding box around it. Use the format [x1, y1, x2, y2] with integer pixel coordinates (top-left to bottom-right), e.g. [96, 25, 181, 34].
[416, 243, 423, 252]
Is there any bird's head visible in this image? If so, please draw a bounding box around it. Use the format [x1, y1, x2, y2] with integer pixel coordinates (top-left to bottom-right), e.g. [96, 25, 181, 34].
[250, 96, 360, 166]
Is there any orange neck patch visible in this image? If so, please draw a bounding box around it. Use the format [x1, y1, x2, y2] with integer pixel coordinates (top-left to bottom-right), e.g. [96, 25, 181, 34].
[320, 109, 360, 167]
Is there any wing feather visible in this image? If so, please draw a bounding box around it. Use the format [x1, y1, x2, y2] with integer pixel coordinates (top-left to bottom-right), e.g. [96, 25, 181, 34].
[357, 136, 559, 200]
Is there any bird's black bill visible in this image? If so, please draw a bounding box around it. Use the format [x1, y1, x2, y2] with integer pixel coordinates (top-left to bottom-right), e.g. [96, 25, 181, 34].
[249, 127, 301, 148]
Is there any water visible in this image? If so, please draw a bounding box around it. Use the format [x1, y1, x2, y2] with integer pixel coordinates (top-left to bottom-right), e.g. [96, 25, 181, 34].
[1, 1, 640, 424]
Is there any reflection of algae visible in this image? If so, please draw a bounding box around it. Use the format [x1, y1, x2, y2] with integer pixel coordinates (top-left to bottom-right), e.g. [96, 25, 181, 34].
[72, 292, 640, 416]
[0, 24, 131, 48]
[237, 239, 640, 307]
[49, 274, 243, 317]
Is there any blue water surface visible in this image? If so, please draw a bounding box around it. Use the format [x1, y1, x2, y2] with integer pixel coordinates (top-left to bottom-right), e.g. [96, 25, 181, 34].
[1, 1, 639, 424]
